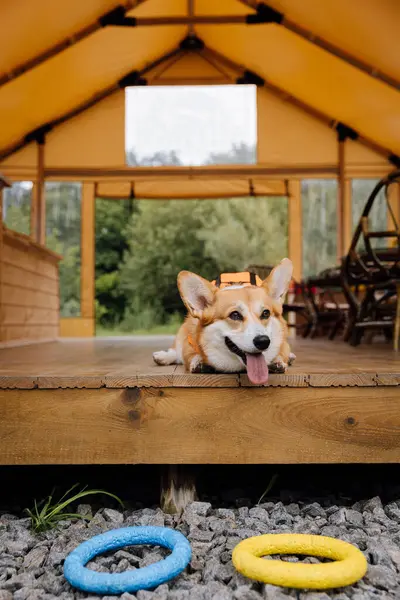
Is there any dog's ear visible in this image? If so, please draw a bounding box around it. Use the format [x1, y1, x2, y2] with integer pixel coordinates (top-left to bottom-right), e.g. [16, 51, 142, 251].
[263, 258, 293, 302]
[178, 271, 217, 318]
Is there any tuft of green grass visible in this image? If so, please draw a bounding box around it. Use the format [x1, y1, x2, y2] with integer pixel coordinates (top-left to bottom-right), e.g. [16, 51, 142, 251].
[25, 484, 124, 533]
[257, 474, 279, 505]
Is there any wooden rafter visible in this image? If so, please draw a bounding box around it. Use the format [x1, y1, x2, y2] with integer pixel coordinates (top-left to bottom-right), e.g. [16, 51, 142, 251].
[0, 0, 149, 89]
[236, 0, 400, 93]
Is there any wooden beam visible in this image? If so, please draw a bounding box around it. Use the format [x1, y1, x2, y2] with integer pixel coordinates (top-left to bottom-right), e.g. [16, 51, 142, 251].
[80, 183, 95, 334]
[0, 385, 400, 464]
[45, 165, 337, 180]
[0, 1, 149, 89]
[236, 0, 400, 93]
[337, 138, 345, 262]
[288, 180, 302, 281]
[30, 141, 45, 245]
[116, 15, 248, 25]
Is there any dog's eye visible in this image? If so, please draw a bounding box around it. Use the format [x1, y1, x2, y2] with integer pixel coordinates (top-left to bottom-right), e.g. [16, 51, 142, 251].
[261, 309, 271, 319]
[229, 311, 243, 321]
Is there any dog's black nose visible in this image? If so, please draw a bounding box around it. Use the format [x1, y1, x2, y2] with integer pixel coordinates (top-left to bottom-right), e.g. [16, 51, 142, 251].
[253, 335, 270, 351]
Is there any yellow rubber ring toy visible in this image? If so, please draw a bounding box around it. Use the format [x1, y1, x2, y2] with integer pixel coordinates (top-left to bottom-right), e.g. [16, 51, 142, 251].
[232, 534, 368, 590]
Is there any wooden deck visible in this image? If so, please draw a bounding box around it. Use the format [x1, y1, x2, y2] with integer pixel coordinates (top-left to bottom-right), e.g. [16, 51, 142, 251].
[0, 337, 399, 465]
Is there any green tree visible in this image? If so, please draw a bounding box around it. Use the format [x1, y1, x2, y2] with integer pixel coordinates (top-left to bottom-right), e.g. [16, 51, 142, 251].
[46, 182, 81, 317]
[126, 149, 182, 167]
[198, 197, 287, 271]
[301, 179, 337, 277]
[120, 200, 220, 329]
[205, 142, 256, 165]
[120, 196, 288, 330]
[351, 179, 387, 251]
[3, 182, 31, 235]
[95, 198, 135, 326]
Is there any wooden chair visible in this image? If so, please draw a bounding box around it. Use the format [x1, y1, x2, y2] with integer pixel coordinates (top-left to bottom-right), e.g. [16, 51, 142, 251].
[341, 169, 400, 349]
[246, 264, 313, 336]
[303, 268, 348, 340]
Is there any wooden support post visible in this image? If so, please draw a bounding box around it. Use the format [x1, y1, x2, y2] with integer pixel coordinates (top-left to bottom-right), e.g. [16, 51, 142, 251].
[0, 187, 3, 342]
[31, 141, 46, 244]
[187, 0, 195, 34]
[288, 180, 302, 282]
[80, 182, 95, 336]
[160, 466, 197, 514]
[337, 138, 346, 263]
[342, 179, 352, 255]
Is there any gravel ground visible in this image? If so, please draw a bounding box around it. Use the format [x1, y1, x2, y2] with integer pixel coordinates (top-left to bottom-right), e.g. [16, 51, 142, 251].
[1, 497, 400, 600]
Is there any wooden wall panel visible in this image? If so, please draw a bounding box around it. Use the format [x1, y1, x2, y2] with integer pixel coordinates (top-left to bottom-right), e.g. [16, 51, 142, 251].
[0, 228, 61, 344]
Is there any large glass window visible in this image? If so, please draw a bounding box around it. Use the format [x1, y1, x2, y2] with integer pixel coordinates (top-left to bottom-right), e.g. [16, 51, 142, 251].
[96, 196, 287, 335]
[45, 182, 82, 317]
[2, 181, 32, 235]
[352, 179, 387, 249]
[125, 85, 257, 166]
[302, 179, 338, 277]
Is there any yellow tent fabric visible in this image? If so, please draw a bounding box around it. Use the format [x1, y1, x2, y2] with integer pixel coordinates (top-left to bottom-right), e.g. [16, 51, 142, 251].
[0, 0, 398, 196]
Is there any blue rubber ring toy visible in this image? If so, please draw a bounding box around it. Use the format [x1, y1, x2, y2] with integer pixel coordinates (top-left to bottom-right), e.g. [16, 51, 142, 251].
[64, 526, 191, 595]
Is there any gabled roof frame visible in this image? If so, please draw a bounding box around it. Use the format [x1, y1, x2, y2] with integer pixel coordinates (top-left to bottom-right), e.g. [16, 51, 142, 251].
[237, 0, 400, 93]
[1, 34, 398, 168]
[1, 0, 399, 95]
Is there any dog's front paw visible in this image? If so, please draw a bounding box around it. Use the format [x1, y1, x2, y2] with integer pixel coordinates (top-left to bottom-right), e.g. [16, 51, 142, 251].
[288, 352, 296, 366]
[189, 355, 203, 373]
[269, 360, 288, 374]
[153, 349, 176, 366]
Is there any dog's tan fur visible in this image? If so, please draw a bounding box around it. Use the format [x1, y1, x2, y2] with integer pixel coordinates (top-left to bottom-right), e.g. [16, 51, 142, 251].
[153, 259, 295, 377]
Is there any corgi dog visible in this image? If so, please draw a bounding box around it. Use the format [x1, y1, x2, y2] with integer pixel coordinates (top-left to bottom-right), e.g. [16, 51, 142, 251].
[153, 258, 295, 385]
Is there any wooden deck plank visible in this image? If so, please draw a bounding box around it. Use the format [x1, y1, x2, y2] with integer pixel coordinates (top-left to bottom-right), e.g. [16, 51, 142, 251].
[173, 366, 239, 387]
[37, 376, 104, 389]
[240, 373, 308, 387]
[375, 374, 400, 386]
[308, 374, 377, 387]
[0, 336, 398, 388]
[1, 386, 399, 465]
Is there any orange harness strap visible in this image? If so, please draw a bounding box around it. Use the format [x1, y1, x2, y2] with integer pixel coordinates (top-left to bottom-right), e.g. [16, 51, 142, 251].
[212, 271, 262, 289]
[187, 333, 202, 355]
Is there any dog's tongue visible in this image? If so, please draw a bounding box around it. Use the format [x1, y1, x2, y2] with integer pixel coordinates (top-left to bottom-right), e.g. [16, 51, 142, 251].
[246, 353, 269, 385]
